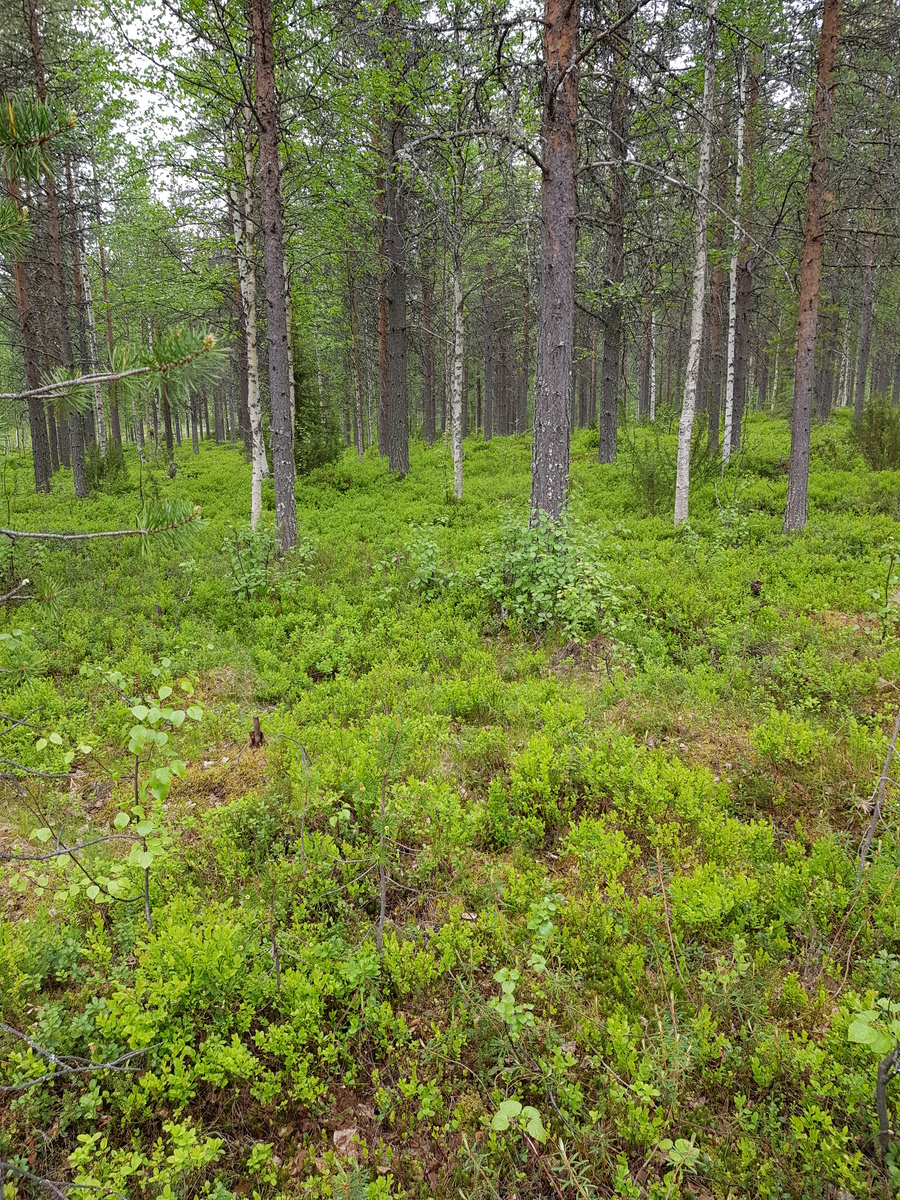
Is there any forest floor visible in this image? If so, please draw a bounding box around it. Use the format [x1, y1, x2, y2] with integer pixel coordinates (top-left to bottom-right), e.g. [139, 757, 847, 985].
[2, 409, 900, 1199]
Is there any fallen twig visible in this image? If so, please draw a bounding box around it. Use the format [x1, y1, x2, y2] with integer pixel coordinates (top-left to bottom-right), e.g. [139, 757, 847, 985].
[857, 707, 900, 876]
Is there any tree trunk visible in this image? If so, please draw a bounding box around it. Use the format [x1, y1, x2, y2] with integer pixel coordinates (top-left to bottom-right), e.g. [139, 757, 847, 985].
[374, 122, 389, 459]
[519, 263, 530, 434]
[451, 250, 464, 498]
[638, 305, 652, 420]
[66, 156, 106, 456]
[598, 0, 630, 464]
[649, 310, 657, 421]
[673, 0, 719, 526]
[784, 0, 841, 533]
[92, 161, 120, 448]
[348, 247, 366, 461]
[252, 0, 297, 550]
[853, 228, 877, 423]
[530, 0, 579, 523]
[5, 167, 51, 492]
[26, 0, 86, 496]
[161, 378, 175, 463]
[483, 257, 495, 441]
[706, 127, 730, 453]
[722, 51, 748, 465]
[230, 133, 269, 527]
[816, 276, 839, 422]
[382, 4, 409, 476]
[731, 257, 752, 454]
[421, 265, 436, 446]
[232, 269, 253, 459]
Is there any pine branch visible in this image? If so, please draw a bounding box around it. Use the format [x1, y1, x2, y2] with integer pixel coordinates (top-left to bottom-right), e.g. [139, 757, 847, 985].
[0, 339, 216, 404]
[0, 506, 202, 544]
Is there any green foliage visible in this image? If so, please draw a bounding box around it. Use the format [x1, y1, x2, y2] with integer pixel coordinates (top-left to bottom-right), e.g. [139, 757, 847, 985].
[476, 511, 629, 642]
[751, 707, 821, 766]
[2, 422, 900, 1199]
[852, 394, 900, 470]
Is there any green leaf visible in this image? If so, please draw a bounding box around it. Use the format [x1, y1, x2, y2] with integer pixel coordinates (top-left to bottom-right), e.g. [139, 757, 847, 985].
[49, 731, 63, 746]
[138, 851, 153, 870]
[113, 812, 131, 829]
[187, 705, 203, 721]
[86, 885, 100, 901]
[521, 1106, 546, 1143]
[35, 737, 47, 751]
[170, 710, 185, 727]
[179, 679, 194, 695]
[32, 826, 52, 843]
[131, 705, 149, 721]
[135, 820, 154, 837]
[158, 685, 173, 700]
[491, 1099, 522, 1132]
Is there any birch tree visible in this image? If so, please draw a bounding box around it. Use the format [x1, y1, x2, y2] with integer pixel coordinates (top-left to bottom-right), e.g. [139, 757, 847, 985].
[673, 0, 719, 527]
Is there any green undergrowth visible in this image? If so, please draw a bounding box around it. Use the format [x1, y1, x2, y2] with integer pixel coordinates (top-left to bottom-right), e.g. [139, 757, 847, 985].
[2, 409, 900, 1199]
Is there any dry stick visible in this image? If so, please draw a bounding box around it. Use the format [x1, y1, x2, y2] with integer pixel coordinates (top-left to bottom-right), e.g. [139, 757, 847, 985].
[876, 1047, 900, 1160]
[376, 718, 402, 955]
[857, 706, 900, 876]
[0, 507, 201, 544]
[0, 577, 29, 604]
[0, 1158, 126, 1199]
[655, 846, 689, 996]
[0, 343, 215, 402]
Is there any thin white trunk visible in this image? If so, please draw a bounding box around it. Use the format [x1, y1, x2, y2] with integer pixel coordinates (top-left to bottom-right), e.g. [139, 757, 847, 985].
[838, 316, 850, 406]
[80, 240, 107, 456]
[722, 50, 748, 468]
[451, 254, 464, 499]
[230, 154, 267, 528]
[771, 352, 779, 411]
[674, 0, 719, 526]
[649, 310, 657, 421]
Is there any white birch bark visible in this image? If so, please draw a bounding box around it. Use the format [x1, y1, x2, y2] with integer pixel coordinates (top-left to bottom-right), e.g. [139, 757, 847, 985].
[451, 250, 464, 499]
[722, 50, 748, 468]
[230, 151, 268, 528]
[79, 238, 107, 455]
[673, 0, 719, 526]
[838, 316, 850, 406]
[771, 352, 779, 411]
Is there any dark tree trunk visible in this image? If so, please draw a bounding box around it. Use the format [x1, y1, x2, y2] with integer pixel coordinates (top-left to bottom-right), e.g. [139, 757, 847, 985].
[252, 0, 297, 549]
[519, 267, 530, 434]
[816, 278, 839, 422]
[422, 269, 436, 444]
[191, 393, 200, 454]
[231, 246, 253, 460]
[853, 228, 876, 422]
[383, 3, 409, 475]
[731, 260, 752, 453]
[160, 378, 175, 463]
[598, 0, 629, 464]
[784, 0, 841, 533]
[638, 306, 652, 421]
[530, 0, 579, 522]
[6, 169, 51, 492]
[706, 136, 730, 452]
[347, 247, 366, 460]
[483, 258, 494, 441]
